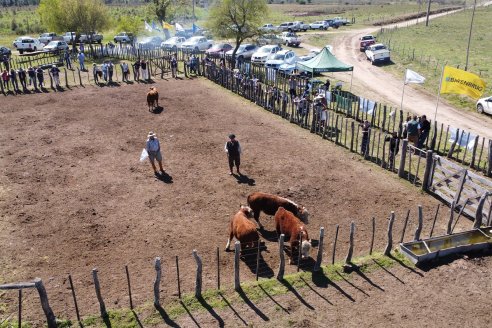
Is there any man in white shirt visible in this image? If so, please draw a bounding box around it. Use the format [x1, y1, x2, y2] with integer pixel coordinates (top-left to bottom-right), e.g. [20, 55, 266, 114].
[145, 131, 165, 175]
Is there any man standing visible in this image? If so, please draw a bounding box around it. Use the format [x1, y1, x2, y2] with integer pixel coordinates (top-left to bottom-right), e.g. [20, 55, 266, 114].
[64, 50, 72, 69]
[417, 115, 430, 149]
[360, 120, 371, 156]
[50, 65, 60, 88]
[170, 55, 177, 78]
[36, 67, 44, 89]
[9, 68, 19, 92]
[120, 62, 129, 82]
[145, 131, 165, 176]
[406, 115, 419, 146]
[133, 59, 141, 81]
[27, 66, 36, 90]
[17, 67, 27, 91]
[77, 51, 86, 71]
[224, 134, 241, 175]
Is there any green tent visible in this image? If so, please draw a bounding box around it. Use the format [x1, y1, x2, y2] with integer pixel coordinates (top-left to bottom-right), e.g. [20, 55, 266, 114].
[296, 47, 353, 73]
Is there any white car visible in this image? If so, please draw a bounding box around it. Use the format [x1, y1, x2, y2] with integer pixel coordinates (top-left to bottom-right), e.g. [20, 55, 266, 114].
[161, 36, 186, 50]
[365, 43, 391, 65]
[260, 24, 278, 32]
[13, 36, 44, 54]
[62, 32, 78, 44]
[299, 49, 321, 61]
[43, 40, 69, 52]
[310, 21, 329, 30]
[181, 36, 213, 51]
[265, 49, 298, 69]
[225, 44, 258, 60]
[476, 96, 492, 114]
[251, 45, 282, 64]
[39, 32, 57, 44]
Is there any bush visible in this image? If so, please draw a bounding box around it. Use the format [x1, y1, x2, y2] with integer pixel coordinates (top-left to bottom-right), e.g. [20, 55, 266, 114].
[11, 18, 17, 31]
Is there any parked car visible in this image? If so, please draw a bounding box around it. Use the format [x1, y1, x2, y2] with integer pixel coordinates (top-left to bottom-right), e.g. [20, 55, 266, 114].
[292, 21, 309, 32]
[39, 32, 57, 44]
[257, 34, 283, 46]
[13, 36, 45, 54]
[299, 49, 321, 61]
[43, 40, 69, 52]
[310, 21, 329, 30]
[265, 49, 298, 69]
[205, 43, 233, 55]
[260, 24, 278, 32]
[79, 32, 103, 44]
[365, 43, 391, 64]
[476, 96, 492, 115]
[161, 36, 187, 50]
[175, 29, 195, 39]
[62, 32, 79, 44]
[0, 46, 11, 58]
[333, 17, 350, 26]
[137, 36, 164, 50]
[359, 35, 376, 51]
[251, 45, 282, 64]
[114, 32, 134, 43]
[324, 19, 341, 29]
[181, 36, 213, 51]
[278, 22, 296, 32]
[225, 44, 258, 60]
[278, 62, 297, 75]
[281, 32, 301, 47]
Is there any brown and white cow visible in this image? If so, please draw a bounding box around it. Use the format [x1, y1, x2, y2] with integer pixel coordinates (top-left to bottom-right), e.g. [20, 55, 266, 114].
[225, 205, 259, 253]
[247, 192, 309, 229]
[147, 87, 159, 111]
[274, 207, 312, 264]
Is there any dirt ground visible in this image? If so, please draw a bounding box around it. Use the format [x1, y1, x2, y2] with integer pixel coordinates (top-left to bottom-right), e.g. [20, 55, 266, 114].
[0, 78, 489, 326]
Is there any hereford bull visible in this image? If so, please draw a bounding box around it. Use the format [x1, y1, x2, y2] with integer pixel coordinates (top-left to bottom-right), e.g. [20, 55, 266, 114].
[147, 87, 159, 111]
[225, 205, 259, 253]
[274, 207, 312, 264]
[247, 192, 309, 229]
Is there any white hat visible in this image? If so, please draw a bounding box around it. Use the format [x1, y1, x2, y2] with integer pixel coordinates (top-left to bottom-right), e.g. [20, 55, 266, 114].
[148, 131, 156, 138]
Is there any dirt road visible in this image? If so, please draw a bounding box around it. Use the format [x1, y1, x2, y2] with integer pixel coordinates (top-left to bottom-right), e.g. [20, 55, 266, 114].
[305, 9, 492, 139]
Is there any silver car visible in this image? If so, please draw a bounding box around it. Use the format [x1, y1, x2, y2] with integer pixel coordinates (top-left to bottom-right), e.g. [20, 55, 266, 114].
[225, 44, 258, 60]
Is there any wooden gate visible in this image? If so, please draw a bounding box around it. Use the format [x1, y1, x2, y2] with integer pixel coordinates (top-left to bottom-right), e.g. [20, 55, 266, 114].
[428, 155, 492, 225]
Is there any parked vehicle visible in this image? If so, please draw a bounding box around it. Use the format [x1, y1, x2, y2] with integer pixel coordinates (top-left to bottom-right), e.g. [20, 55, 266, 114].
[265, 49, 298, 69]
[39, 32, 57, 44]
[476, 96, 492, 115]
[281, 32, 301, 47]
[181, 36, 213, 51]
[257, 34, 283, 46]
[299, 49, 321, 61]
[251, 45, 282, 64]
[359, 35, 376, 51]
[13, 36, 45, 54]
[114, 32, 134, 43]
[278, 62, 297, 75]
[161, 36, 187, 50]
[62, 32, 79, 44]
[260, 24, 278, 32]
[43, 40, 69, 52]
[310, 21, 329, 30]
[205, 43, 233, 55]
[137, 36, 164, 50]
[278, 22, 296, 32]
[293, 21, 309, 32]
[176, 29, 195, 39]
[0, 46, 11, 58]
[79, 32, 103, 44]
[324, 19, 341, 29]
[225, 44, 258, 60]
[333, 17, 350, 25]
[365, 43, 391, 64]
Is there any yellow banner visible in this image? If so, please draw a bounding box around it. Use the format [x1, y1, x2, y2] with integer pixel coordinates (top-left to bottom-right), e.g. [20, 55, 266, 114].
[440, 65, 486, 99]
[162, 21, 173, 30]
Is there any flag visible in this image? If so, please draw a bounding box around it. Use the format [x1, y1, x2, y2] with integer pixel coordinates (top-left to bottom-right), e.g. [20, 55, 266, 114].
[151, 21, 161, 31]
[175, 23, 185, 32]
[162, 21, 173, 30]
[192, 23, 201, 33]
[144, 21, 152, 32]
[405, 68, 425, 84]
[441, 65, 486, 99]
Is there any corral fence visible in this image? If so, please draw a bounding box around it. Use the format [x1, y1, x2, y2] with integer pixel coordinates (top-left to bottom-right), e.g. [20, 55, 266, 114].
[2, 202, 477, 327]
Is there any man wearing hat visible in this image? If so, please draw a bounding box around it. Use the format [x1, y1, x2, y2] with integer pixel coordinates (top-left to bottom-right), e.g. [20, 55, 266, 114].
[50, 65, 60, 88]
[224, 134, 241, 175]
[145, 132, 165, 175]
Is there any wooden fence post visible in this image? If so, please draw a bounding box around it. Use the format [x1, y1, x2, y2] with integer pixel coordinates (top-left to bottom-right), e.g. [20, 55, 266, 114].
[314, 227, 324, 272]
[68, 274, 82, 326]
[277, 234, 285, 280]
[77, 68, 83, 86]
[193, 250, 202, 298]
[34, 278, 57, 328]
[216, 247, 220, 290]
[487, 140, 492, 177]
[414, 205, 423, 241]
[453, 169, 468, 206]
[447, 128, 459, 158]
[370, 217, 376, 255]
[429, 204, 440, 238]
[350, 121, 355, 152]
[125, 265, 133, 310]
[447, 201, 456, 235]
[399, 209, 410, 243]
[18, 289, 22, 328]
[344, 221, 355, 265]
[422, 150, 434, 191]
[384, 211, 395, 255]
[332, 224, 339, 264]
[398, 139, 409, 178]
[91, 269, 108, 320]
[469, 135, 479, 169]
[153, 257, 161, 306]
[234, 241, 241, 291]
[474, 192, 490, 228]
[175, 256, 181, 299]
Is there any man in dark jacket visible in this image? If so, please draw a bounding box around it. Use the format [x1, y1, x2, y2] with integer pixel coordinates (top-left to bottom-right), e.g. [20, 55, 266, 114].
[17, 67, 27, 91]
[417, 115, 431, 149]
[224, 134, 242, 175]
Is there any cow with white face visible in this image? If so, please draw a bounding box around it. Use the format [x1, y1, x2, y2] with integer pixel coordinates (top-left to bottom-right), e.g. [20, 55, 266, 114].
[274, 207, 312, 264]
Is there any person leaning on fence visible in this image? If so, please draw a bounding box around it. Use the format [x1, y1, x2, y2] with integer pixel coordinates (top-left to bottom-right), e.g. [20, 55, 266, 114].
[1, 69, 9, 90]
[323, 78, 331, 92]
[141, 60, 148, 80]
[288, 76, 297, 99]
[92, 63, 102, 84]
[108, 61, 114, 83]
[64, 50, 72, 69]
[27, 66, 36, 90]
[145, 131, 165, 176]
[225, 134, 241, 175]
[417, 115, 430, 149]
[50, 65, 60, 88]
[36, 67, 44, 88]
[17, 67, 27, 91]
[9, 68, 19, 92]
[170, 54, 178, 78]
[120, 62, 130, 82]
[406, 115, 419, 146]
[133, 59, 141, 81]
[360, 120, 371, 156]
[385, 131, 400, 170]
[101, 62, 108, 82]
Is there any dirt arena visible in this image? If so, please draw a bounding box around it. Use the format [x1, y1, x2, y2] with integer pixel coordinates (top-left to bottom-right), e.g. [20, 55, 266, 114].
[1, 78, 490, 327]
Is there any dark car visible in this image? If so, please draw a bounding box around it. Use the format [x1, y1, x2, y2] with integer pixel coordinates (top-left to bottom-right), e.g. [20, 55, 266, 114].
[205, 43, 233, 55]
[0, 46, 11, 58]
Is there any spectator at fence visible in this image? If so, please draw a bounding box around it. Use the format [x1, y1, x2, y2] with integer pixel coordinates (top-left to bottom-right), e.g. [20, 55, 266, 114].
[302, 79, 312, 98]
[64, 50, 72, 69]
[36, 67, 45, 89]
[170, 55, 178, 78]
[360, 120, 371, 156]
[79, 42, 85, 54]
[402, 114, 411, 137]
[145, 131, 165, 176]
[323, 78, 331, 92]
[50, 65, 60, 88]
[1, 54, 10, 71]
[101, 62, 108, 82]
[1, 69, 9, 90]
[406, 115, 419, 145]
[225, 134, 241, 175]
[417, 115, 430, 149]
[133, 59, 141, 81]
[78, 52, 86, 71]
[385, 132, 400, 170]
[93, 63, 102, 84]
[9, 68, 19, 92]
[120, 62, 130, 82]
[141, 60, 148, 80]
[288, 76, 297, 99]
[17, 67, 27, 91]
[27, 66, 36, 90]
[108, 61, 114, 83]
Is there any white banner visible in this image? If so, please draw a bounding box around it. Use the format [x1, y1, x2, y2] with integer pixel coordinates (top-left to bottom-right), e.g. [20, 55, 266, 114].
[175, 23, 185, 32]
[405, 69, 425, 84]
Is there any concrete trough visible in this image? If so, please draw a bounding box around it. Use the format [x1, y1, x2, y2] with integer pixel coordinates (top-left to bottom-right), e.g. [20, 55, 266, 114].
[399, 227, 492, 265]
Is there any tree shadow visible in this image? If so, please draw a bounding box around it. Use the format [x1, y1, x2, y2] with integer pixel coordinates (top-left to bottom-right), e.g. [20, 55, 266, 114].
[232, 173, 255, 186]
[279, 279, 314, 310]
[196, 295, 224, 327]
[258, 284, 290, 313]
[218, 292, 248, 326]
[151, 106, 164, 114]
[372, 259, 405, 284]
[155, 171, 173, 184]
[155, 304, 180, 328]
[236, 287, 269, 321]
[299, 276, 333, 305]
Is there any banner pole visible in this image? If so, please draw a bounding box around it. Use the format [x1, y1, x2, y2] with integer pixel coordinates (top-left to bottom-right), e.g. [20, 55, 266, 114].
[434, 65, 445, 123]
[400, 69, 406, 111]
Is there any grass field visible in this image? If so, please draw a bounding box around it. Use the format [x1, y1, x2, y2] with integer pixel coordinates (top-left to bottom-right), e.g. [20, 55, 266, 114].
[376, 5, 492, 111]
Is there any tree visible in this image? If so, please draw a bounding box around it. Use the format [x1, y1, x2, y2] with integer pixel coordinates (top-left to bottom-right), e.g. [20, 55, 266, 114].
[148, 0, 190, 23]
[206, 0, 269, 66]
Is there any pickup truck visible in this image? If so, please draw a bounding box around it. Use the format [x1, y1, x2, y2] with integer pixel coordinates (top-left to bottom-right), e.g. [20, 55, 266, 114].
[281, 32, 301, 47]
[292, 21, 309, 32]
[359, 35, 376, 51]
[278, 22, 296, 32]
[62, 32, 79, 44]
[79, 32, 103, 44]
[365, 43, 391, 65]
[180, 36, 213, 52]
[333, 17, 350, 26]
[114, 32, 134, 43]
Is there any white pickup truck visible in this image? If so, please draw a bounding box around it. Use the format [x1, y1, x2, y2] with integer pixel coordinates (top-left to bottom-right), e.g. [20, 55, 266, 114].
[281, 32, 301, 47]
[365, 43, 391, 65]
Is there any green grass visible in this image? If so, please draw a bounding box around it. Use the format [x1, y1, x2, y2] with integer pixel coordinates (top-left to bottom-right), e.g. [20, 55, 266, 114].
[376, 5, 492, 112]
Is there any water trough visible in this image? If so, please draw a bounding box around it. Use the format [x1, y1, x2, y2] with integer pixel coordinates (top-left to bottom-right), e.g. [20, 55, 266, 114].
[399, 227, 492, 265]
